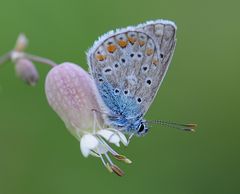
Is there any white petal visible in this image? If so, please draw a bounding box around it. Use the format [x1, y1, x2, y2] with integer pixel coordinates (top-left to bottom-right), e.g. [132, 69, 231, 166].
[97, 129, 113, 140]
[80, 134, 99, 157]
[97, 129, 120, 146]
[106, 128, 128, 146]
[114, 141, 120, 147]
[117, 131, 128, 146]
[109, 135, 121, 147]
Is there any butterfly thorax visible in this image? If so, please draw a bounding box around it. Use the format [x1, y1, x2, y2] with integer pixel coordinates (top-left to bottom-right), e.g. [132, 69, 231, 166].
[106, 111, 148, 136]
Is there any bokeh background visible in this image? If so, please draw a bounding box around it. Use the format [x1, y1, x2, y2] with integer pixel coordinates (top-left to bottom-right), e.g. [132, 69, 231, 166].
[0, 0, 239, 194]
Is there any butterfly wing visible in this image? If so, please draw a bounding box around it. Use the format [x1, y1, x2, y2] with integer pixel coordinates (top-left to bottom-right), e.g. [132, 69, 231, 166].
[87, 20, 176, 118]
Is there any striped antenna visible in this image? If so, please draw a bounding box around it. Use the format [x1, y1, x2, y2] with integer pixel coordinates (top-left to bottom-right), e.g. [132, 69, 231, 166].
[147, 120, 197, 132]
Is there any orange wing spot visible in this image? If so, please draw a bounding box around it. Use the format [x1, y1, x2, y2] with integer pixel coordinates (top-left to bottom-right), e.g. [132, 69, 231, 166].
[107, 44, 117, 53]
[118, 40, 128, 48]
[128, 37, 137, 44]
[146, 48, 154, 56]
[152, 59, 159, 65]
[138, 40, 145, 47]
[96, 54, 106, 61]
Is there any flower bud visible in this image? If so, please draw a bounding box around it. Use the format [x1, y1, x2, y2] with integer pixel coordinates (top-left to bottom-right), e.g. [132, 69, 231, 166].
[15, 58, 39, 86]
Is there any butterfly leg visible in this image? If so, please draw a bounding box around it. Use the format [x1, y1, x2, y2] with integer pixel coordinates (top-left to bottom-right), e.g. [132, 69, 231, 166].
[91, 108, 120, 120]
[91, 108, 107, 132]
[127, 133, 134, 146]
[91, 109, 129, 146]
[91, 108, 108, 116]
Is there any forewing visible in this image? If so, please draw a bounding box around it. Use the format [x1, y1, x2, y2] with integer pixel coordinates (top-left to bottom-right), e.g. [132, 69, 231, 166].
[87, 20, 176, 116]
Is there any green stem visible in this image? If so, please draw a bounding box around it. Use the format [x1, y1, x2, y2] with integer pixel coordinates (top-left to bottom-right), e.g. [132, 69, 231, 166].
[24, 53, 58, 67]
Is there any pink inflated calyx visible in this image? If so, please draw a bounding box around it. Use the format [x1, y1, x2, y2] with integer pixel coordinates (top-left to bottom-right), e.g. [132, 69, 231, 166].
[45, 62, 103, 138]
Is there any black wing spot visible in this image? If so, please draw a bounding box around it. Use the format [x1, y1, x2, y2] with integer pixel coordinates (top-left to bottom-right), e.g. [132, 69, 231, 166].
[114, 63, 119, 68]
[114, 89, 120, 94]
[146, 79, 152, 85]
[104, 68, 112, 73]
[130, 53, 134, 58]
[121, 58, 126, 63]
[124, 90, 129, 95]
[137, 98, 142, 103]
[160, 53, 164, 58]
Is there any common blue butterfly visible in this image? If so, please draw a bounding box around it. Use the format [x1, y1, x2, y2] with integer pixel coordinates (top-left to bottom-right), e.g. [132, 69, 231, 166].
[87, 20, 195, 137]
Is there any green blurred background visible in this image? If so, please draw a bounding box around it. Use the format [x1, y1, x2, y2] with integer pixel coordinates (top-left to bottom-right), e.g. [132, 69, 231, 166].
[0, 0, 239, 194]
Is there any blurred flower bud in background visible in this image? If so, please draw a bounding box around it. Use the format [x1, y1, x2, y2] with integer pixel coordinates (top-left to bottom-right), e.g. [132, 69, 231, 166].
[15, 58, 39, 86]
[14, 33, 28, 52]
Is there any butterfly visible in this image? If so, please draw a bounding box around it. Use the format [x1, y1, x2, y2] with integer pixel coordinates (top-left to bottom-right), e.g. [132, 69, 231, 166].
[87, 20, 195, 137]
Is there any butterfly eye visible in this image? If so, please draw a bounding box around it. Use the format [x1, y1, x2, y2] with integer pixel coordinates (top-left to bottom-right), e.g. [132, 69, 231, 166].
[138, 123, 145, 133]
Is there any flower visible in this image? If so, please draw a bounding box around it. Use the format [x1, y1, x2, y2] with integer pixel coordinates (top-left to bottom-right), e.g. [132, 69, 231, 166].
[45, 62, 131, 176]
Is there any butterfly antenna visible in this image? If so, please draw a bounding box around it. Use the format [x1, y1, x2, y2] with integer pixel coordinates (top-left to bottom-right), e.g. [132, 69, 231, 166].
[147, 120, 197, 132]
